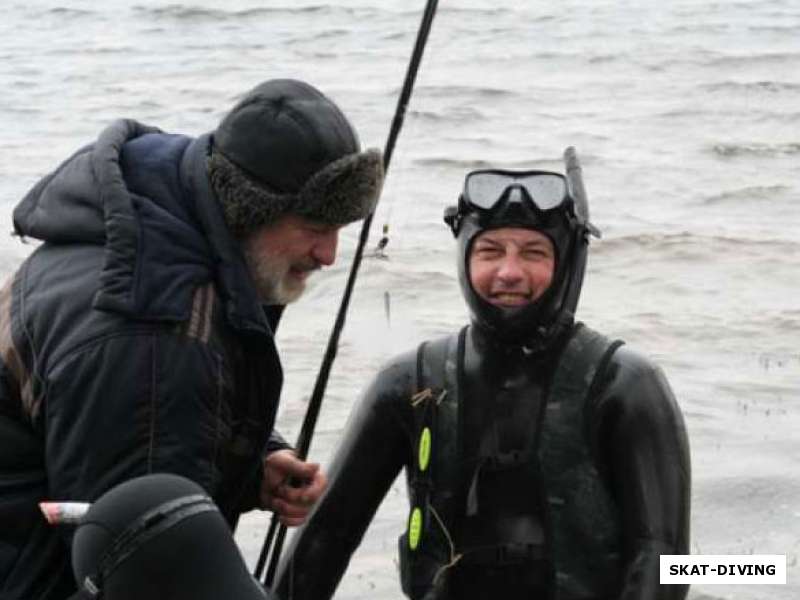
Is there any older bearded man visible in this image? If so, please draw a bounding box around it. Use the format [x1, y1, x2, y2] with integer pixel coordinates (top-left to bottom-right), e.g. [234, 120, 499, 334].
[0, 78, 383, 600]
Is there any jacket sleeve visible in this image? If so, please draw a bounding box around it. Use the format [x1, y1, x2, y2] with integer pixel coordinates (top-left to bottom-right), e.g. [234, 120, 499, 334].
[266, 430, 291, 453]
[592, 346, 691, 600]
[42, 328, 239, 517]
[273, 353, 416, 600]
[233, 430, 293, 515]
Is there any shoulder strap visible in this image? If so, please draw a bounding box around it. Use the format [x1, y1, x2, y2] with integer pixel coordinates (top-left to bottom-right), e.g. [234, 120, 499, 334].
[405, 328, 464, 554]
[547, 323, 623, 417]
[539, 324, 626, 600]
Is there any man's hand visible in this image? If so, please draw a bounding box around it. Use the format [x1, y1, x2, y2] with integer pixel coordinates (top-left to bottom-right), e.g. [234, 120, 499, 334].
[260, 449, 327, 526]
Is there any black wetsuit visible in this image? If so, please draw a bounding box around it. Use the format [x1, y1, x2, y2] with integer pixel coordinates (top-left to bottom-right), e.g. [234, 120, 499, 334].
[274, 323, 690, 600]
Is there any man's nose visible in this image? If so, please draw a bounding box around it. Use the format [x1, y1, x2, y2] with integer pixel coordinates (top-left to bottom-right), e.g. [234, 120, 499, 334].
[312, 229, 339, 266]
[496, 254, 524, 282]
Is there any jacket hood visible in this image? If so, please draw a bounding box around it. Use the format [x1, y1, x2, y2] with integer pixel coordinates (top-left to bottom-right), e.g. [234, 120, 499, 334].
[14, 120, 161, 245]
[13, 119, 277, 338]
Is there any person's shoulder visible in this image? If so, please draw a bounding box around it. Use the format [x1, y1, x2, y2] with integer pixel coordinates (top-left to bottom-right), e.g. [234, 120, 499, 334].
[377, 344, 416, 371]
[367, 332, 457, 405]
[376, 331, 457, 376]
[608, 343, 666, 381]
[589, 335, 681, 421]
[345, 348, 415, 425]
[571, 323, 660, 376]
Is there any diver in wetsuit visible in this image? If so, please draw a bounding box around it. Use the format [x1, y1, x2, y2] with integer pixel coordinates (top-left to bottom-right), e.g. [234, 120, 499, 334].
[274, 149, 691, 600]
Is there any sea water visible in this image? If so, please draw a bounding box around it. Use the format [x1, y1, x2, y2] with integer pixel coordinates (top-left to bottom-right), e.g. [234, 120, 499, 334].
[0, 1, 798, 598]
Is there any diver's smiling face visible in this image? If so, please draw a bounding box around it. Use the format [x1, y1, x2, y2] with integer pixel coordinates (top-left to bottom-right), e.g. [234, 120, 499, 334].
[469, 227, 555, 308]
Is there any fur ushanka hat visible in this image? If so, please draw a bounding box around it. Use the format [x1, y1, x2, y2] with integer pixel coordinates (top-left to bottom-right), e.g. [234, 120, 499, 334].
[208, 79, 383, 237]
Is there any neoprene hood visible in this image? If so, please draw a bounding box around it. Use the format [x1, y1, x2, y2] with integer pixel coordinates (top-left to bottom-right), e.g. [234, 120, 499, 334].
[71, 474, 273, 600]
[444, 147, 600, 349]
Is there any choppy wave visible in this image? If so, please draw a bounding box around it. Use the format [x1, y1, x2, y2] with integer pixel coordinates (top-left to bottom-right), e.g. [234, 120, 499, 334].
[748, 313, 800, 335]
[701, 80, 800, 94]
[411, 157, 500, 169]
[707, 52, 800, 68]
[1, 106, 42, 116]
[701, 185, 792, 205]
[667, 23, 732, 35]
[40, 7, 95, 18]
[415, 85, 518, 100]
[657, 103, 799, 126]
[407, 106, 486, 124]
[750, 24, 800, 34]
[44, 45, 138, 56]
[130, 3, 347, 21]
[769, 111, 800, 125]
[438, 6, 519, 17]
[290, 28, 350, 42]
[380, 31, 408, 41]
[655, 107, 716, 120]
[595, 232, 800, 257]
[651, 51, 800, 71]
[708, 319, 800, 355]
[7, 80, 40, 90]
[712, 142, 800, 158]
[588, 54, 620, 64]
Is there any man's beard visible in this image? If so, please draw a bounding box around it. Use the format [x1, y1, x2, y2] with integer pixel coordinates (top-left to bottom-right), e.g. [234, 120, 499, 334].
[242, 244, 318, 305]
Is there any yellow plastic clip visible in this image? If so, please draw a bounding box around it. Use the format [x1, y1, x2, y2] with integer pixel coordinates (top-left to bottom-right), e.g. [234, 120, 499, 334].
[408, 506, 423, 550]
[418, 427, 432, 472]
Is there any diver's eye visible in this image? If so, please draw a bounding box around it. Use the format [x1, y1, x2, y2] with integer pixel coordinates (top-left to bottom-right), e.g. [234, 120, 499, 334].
[521, 248, 548, 260]
[474, 247, 503, 260]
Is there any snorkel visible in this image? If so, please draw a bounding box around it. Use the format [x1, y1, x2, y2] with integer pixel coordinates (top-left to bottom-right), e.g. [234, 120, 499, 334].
[560, 146, 602, 327]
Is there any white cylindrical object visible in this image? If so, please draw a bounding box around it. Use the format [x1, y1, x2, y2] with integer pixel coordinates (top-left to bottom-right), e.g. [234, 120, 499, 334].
[39, 502, 91, 525]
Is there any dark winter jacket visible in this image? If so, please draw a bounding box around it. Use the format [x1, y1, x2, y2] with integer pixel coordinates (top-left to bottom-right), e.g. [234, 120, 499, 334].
[0, 120, 288, 600]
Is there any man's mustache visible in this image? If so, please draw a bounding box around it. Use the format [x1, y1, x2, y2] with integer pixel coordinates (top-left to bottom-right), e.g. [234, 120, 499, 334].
[291, 260, 322, 273]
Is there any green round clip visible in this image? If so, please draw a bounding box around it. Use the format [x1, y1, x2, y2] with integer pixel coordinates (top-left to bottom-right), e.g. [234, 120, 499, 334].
[408, 507, 423, 550]
[418, 427, 432, 472]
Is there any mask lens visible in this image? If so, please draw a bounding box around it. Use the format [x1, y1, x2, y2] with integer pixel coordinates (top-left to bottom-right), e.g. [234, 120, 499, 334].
[517, 174, 567, 210]
[465, 172, 515, 209]
[465, 172, 567, 211]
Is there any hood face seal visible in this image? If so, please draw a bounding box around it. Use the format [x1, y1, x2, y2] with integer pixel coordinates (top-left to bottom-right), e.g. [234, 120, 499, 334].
[455, 205, 576, 350]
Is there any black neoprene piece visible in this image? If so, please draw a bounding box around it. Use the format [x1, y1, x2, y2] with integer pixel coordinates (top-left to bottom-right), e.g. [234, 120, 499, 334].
[71, 474, 271, 600]
[273, 324, 691, 599]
